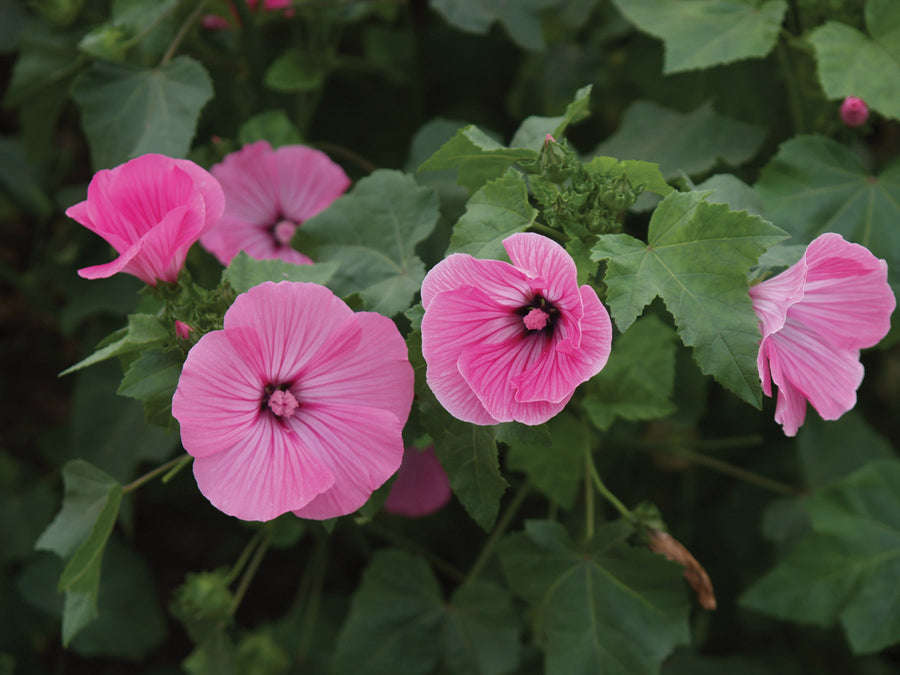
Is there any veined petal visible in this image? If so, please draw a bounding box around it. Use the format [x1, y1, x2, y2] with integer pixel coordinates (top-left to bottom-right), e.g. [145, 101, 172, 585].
[192, 413, 335, 521]
[422, 287, 521, 425]
[290, 404, 404, 519]
[300, 312, 414, 422]
[504, 232, 582, 312]
[749, 254, 808, 339]
[271, 145, 350, 222]
[210, 140, 281, 229]
[512, 285, 612, 404]
[172, 330, 265, 458]
[764, 318, 864, 436]
[421, 253, 532, 309]
[223, 281, 354, 384]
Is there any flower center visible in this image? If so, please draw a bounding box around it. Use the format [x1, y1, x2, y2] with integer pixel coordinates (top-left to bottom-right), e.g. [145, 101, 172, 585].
[518, 295, 558, 334]
[523, 307, 550, 331]
[272, 219, 299, 246]
[267, 388, 299, 419]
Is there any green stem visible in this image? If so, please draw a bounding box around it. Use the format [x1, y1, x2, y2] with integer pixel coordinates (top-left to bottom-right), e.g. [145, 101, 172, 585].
[584, 449, 595, 541]
[225, 530, 263, 586]
[122, 0, 186, 50]
[311, 141, 378, 174]
[585, 451, 634, 523]
[527, 221, 566, 244]
[160, 0, 211, 67]
[466, 480, 531, 584]
[297, 535, 328, 665]
[365, 522, 465, 582]
[776, 34, 806, 135]
[162, 454, 194, 483]
[672, 446, 802, 496]
[123, 455, 190, 493]
[229, 530, 272, 616]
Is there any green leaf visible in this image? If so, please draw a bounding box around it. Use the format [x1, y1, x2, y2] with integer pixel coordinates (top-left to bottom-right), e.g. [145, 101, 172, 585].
[754, 135, 900, 296]
[237, 110, 303, 147]
[809, 0, 900, 120]
[592, 190, 787, 406]
[498, 520, 690, 674]
[505, 412, 585, 510]
[295, 170, 440, 317]
[582, 314, 678, 431]
[70, 537, 167, 660]
[333, 549, 520, 674]
[594, 100, 765, 179]
[35, 460, 123, 645]
[223, 252, 339, 294]
[71, 55, 213, 169]
[418, 124, 536, 193]
[60, 314, 168, 376]
[586, 156, 674, 198]
[432, 418, 507, 531]
[797, 412, 896, 489]
[35, 460, 121, 559]
[510, 84, 593, 150]
[741, 459, 900, 654]
[264, 47, 334, 92]
[694, 174, 765, 216]
[429, 0, 556, 50]
[611, 0, 787, 73]
[447, 169, 536, 259]
[117, 349, 183, 427]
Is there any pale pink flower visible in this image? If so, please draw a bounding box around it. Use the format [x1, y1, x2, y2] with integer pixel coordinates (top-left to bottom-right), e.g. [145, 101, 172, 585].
[172, 281, 414, 521]
[383, 446, 451, 518]
[200, 141, 350, 266]
[421, 232, 613, 426]
[840, 96, 869, 127]
[67, 154, 225, 286]
[750, 233, 894, 436]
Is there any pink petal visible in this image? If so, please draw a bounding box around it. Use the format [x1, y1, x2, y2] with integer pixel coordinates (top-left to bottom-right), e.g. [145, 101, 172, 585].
[420, 253, 532, 309]
[383, 446, 451, 518]
[192, 413, 335, 521]
[223, 281, 354, 384]
[172, 330, 265, 458]
[270, 145, 350, 223]
[290, 404, 405, 520]
[764, 318, 864, 436]
[300, 312, 414, 423]
[512, 285, 612, 404]
[749, 253, 808, 339]
[422, 287, 523, 425]
[787, 233, 894, 350]
[504, 232, 581, 311]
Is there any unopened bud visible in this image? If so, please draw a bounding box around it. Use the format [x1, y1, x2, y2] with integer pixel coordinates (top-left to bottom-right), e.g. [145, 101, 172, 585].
[840, 96, 869, 127]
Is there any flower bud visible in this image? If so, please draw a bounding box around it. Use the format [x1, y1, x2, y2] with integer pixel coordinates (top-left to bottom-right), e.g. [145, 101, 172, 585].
[840, 96, 869, 127]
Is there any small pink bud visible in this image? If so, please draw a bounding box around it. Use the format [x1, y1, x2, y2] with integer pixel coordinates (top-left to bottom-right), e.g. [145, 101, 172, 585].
[840, 96, 869, 127]
[175, 320, 193, 340]
[544, 134, 556, 145]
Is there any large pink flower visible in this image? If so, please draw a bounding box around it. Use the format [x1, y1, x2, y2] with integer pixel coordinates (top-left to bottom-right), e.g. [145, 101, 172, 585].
[67, 154, 225, 286]
[172, 281, 414, 521]
[750, 233, 894, 436]
[421, 232, 612, 426]
[383, 446, 451, 518]
[200, 141, 350, 266]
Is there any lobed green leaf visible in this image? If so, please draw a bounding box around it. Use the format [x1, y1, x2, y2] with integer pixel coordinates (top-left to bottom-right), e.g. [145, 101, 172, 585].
[223, 252, 339, 294]
[592, 190, 787, 407]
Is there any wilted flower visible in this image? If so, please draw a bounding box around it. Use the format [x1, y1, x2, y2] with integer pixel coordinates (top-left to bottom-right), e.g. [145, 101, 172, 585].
[383, 446, 451, 518]
[421, 232, 612, 426]
[840, 96, 869, 127]
[172, 281, 414, 521]
[67, 154, 225, 286]
[200, 141, 350, 266]
[750, 233, 894, 436]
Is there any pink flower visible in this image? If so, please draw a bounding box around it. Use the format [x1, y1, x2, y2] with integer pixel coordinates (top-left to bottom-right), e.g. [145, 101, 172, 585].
[67, 155, 225, 286]
[171, 281, 414, 521]
[200, 141, 350, 266]
[202, 0, 293, 30]
[383, 446, 452, 518]
[421, 232, 613, 426]
[750, 233, 894, 436]
[840, 96, 869, 127]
